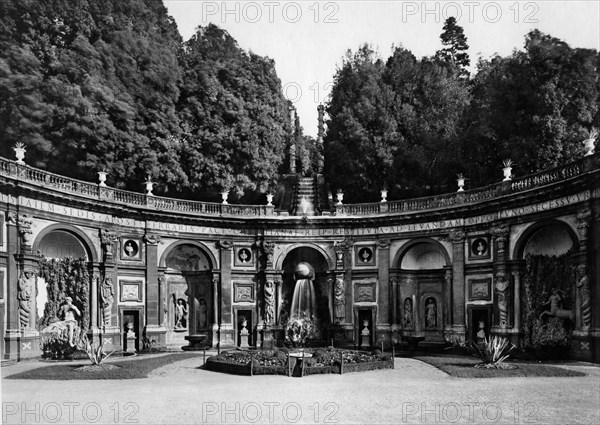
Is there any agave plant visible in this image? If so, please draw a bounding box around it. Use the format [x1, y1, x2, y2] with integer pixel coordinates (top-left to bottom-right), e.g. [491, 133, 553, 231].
[586, 127, 598, 141]
[77, 334, 115, 365]
[502, 159, 513, 168]
[472, 335, 515, 367]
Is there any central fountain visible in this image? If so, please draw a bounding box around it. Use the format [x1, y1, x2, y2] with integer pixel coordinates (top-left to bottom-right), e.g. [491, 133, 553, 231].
[285, 262, 321, 346]
[290, 262, 318, 321]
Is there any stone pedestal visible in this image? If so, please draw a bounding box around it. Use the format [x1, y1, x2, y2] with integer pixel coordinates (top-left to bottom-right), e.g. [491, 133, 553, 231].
[240, 321, 249, 348]
[125, 332, 136, 354]
[219, 324, 235, 348]
[144, 325, 167, 347]
[571, 330, 599, 362]
[361, 320, 370, 348]
[100, 327, 121, 352]
[261, 326, 274, 348]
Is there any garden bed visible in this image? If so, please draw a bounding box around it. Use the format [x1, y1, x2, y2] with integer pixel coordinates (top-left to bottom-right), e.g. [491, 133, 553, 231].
[205, 348, 393, 377]
[5, 352, 198, 380]
[415, 355, 586, 378]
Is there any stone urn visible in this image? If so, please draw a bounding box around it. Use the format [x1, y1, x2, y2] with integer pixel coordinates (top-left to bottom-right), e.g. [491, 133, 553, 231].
[380, 189, 388, 202]
[583, 137, 596, 156]
[13, 143, 26, 165]
[457, 175, 465, 192]
[502, 160, 513, 181]
[336, 191, 344, 205]
[266, 193, 274, 206]
[98, 171, 108, 187]
[221, 190, 229, 205]
[476, 321, 486, 341]
[145, 177, 154, 196]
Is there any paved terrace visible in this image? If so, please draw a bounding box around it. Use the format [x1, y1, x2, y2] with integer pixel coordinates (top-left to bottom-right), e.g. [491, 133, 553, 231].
[2, 354, 599, 424]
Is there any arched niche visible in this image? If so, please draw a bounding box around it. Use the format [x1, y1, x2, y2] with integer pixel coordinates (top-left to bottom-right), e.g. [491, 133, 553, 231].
[160, 242, 215, 341]
[396, 240, 450, 270]
[280, 246, 332, 326]
[34, 225, 96, 261]
[275, 243, 335, 271]
[514, 220, 578, 259]
[159, 241, 216, 271]
[514, 220, 579, 345]
[394, 239, 449, 341]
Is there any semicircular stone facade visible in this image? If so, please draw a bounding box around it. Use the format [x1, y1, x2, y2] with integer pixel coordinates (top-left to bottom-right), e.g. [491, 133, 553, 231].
[1, 153, 599, 361]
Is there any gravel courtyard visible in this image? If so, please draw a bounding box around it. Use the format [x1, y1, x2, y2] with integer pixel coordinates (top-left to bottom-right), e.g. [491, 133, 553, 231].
[2, 354, 599, 424]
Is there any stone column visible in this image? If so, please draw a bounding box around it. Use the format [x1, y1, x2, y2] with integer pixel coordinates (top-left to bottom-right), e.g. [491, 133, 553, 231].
[444, 269, 452, 331]
[275, 275, 283, 325]
[91, 275, 98, 329]
[211, 273, 220, 347]
[5, 212, 20, 338]
[448, 229, 466, 341]
[512, 271, 521, 331]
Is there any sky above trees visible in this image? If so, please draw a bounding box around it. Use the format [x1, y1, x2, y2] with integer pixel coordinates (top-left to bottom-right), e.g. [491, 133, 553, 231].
[165, 1, 600, 137]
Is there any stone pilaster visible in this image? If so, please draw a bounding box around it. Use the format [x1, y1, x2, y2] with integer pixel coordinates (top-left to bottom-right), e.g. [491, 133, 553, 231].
[143, 232, 166, 345]
[99, 229, 119, 349]
[376, 238, 390, 342]
[448, 229, 466, 340]
[217, 240, 234, 346]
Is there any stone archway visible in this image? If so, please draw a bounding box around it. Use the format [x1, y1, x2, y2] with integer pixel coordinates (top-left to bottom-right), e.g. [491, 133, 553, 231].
[514, 221, 580, 351]
[280, 246, 333, 335]
[161, 242, 215, 348]
[33, 227, 96, 334]
[395, 239, 450, 342]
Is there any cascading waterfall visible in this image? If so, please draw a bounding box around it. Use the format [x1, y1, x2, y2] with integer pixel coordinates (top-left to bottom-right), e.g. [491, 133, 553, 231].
[290, 278, 318, 321]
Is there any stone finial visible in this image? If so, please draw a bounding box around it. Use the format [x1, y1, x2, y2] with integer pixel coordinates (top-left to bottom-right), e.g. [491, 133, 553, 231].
[145, 175, 154, 196]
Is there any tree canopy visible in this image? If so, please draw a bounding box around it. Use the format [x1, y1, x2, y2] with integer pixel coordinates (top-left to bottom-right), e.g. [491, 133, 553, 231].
[325, 21, 599, 202]
[0, 0, 290, 200]
[1, 5, 597, 203]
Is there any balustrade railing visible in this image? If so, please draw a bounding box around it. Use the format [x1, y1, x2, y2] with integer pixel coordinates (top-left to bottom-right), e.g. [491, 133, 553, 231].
[0, 152, 596, 217]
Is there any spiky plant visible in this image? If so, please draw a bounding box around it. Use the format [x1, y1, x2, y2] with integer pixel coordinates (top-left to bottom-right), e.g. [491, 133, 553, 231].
[77, 334, 115, 365]
[472, 335, 514, 366]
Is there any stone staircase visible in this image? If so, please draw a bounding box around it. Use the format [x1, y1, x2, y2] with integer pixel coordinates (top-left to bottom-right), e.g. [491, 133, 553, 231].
[293, 177, 317, 216]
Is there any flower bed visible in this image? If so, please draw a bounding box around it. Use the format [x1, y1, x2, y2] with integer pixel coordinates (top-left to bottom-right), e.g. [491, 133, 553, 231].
[205, 348, 393, 377]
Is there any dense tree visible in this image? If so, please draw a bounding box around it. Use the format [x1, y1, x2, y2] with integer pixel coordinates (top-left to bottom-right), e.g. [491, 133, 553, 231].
[0, 0, 186, 191]
[177, 24, 290, 199]
[325, 44, 470, 201]
[464, 30, 600, 185]
[435, 17, 470, 77]
[324, 45, 399, 200]
[0, 1, 290, 200]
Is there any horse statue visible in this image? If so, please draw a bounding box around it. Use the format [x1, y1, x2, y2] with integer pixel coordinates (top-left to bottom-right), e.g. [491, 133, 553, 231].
[539, 288, 574, 322]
